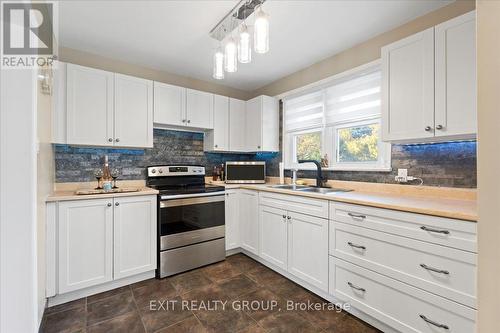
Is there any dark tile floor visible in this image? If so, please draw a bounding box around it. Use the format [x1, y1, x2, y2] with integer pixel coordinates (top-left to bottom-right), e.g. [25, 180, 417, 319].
[41, 254, 380, 333]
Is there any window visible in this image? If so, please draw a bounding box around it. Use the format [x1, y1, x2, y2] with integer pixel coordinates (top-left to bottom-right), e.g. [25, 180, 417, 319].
[283, 63, 390, 171]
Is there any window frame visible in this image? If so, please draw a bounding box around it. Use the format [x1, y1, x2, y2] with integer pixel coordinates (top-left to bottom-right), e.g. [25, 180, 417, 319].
[282, 62, 391, 172]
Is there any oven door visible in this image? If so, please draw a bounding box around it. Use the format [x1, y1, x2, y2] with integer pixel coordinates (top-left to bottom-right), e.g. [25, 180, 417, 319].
[159, 194, 225, 251]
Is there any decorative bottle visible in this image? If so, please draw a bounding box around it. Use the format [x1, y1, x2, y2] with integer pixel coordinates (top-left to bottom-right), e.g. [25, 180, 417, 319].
[102, 155, 113, 191]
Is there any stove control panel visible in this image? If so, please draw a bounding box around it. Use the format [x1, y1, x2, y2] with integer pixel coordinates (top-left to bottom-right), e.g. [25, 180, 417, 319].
[148, 165, 205, 177]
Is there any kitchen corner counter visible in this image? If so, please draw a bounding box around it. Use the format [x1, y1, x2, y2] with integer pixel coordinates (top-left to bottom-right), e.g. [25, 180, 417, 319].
[214, 181, 477, 222]
[46, 187, 159, 202]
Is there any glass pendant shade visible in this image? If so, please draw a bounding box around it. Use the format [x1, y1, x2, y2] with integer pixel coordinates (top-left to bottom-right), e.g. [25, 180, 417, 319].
[254, 7, 269, 54]
[224, 37, 237, 73]
[213, 48, 224, 80]
[238, 24, 251, 63]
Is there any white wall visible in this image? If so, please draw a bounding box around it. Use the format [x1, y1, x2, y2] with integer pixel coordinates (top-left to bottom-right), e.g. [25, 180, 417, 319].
[0, 68, 39, 332]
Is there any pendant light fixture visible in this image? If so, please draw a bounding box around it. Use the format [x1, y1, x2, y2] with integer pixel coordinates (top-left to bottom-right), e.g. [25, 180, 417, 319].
[224, 36, 238, 73]
[254, 4, 269, 54]
[213, 46, 224, 80]
[238, 22, 251, 64]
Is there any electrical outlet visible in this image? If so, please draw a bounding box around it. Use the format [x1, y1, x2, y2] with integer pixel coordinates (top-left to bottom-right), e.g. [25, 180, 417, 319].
[395, 168, 408, 183]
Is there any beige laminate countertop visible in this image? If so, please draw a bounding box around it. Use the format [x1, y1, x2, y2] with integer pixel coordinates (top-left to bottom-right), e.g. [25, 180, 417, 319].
[222, 183, 477, 222]
[46, 187, 159, 202]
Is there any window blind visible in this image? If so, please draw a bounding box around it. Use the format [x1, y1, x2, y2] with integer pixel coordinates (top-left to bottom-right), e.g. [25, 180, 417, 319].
[284, 90, 323, 132]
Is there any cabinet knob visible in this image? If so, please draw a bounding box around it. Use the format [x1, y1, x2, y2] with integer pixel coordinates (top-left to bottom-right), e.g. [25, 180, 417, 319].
[287, 216, 291, 220]
[115, 202, 120, 206]
[436, 125, 443, 130]
[282, 214, 286, 218]
[108, 138, 113, 142]
[215, 144, 218, 148]
[187, 120, 191, 124]
[182, 119, 186, 123]
[424, 126, 432, 132]
[115, 138, 120, 142]
[107, 203, 112, 207]
[257, 145, 261, 149]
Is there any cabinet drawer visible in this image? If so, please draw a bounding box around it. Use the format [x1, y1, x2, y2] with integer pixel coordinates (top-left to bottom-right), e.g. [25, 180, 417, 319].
[259, 192, 328, 218]
[330, 222, 476, 308]
[330, 202, 476, 252]
[330, 258, 476, 333]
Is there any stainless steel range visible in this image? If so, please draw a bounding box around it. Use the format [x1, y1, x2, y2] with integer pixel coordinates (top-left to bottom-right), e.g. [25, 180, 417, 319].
[146, 165, 226, 278]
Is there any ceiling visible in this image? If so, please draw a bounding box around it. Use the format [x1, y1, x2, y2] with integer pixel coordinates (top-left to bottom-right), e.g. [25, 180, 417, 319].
[59, 0, 452, 92]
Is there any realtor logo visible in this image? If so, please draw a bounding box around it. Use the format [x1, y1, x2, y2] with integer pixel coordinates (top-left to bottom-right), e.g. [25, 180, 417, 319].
[1, 1, 57, 68]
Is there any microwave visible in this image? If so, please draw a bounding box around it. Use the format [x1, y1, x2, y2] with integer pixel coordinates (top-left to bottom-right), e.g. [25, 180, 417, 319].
[225, 161, 266, 184]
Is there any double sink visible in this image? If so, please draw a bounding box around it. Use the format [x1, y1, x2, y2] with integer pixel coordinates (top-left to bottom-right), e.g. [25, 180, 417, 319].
[268, 184, 352, 194]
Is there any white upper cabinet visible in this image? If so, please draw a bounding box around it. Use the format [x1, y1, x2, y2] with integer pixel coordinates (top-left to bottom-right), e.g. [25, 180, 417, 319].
[382, 11, 476, 143]
[153, 81, 185, 127]
[66, 64, 114, 146]
[186, 88, 214, 129]
[435, 11, 476, 138]
[204, 94, 229, 151]
[245, 95, 279, 152]
[113, 195, 156, 280]
[382, 28, 435, 142]
[229, 98, 246, 152]
[114, 74, 153, 148]
[65, 63, 153, 148]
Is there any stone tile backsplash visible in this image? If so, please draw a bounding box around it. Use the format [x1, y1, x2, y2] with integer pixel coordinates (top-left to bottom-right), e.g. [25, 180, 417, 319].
[55, 128, 476, 188]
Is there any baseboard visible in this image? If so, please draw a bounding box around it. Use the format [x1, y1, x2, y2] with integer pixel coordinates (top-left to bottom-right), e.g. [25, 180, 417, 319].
[238, 249, 398, 333]
[47, 270, 155, 307]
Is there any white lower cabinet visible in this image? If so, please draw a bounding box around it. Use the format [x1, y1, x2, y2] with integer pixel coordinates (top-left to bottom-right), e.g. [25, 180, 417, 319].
[331, 258, 476, 333]
[113, 196, 156, 279]
[259, 206, 288, 270]
[225, 190, 240, 250]
[58, 198, 114, 293]
[287, 211, 328, 292]
[52, 195, 157, 295]
[239, 190, 259, 255]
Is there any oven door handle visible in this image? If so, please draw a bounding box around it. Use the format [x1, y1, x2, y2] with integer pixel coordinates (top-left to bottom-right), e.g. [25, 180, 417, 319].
[160, 194, 225, 208]
[160, 192, 225, 200]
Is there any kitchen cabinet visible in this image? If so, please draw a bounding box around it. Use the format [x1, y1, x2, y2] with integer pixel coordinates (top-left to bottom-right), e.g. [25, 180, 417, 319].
[186, 88, 214, 129]
[229, 98, 246, 151]
[66, 63, 114, 146]
[153, 81, 186, 127]
[434, 11, 476, 138]
[113, 195, 156, 279]
[239, 189, 259, 255]
[58, 198, 114, 293]
[49, 194, 157, 296]
[287, 211, 328, 291]
[381, 28, 435, 142]
[225, 190, 240, 250]
[382, 11, 476, 143]
[204, 94, 229, 151]
[114, 74, 153, 147]
[245, 95, 279, 152]
[259, 205, 288, 270]
[65, 63, 153, 148]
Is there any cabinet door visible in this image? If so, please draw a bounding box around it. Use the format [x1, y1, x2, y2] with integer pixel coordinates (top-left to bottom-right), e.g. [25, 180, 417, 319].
[229, 98, 246, 151]
[58, 199, 113, 293]
[212, 95, 229, 150]
[66, 64, 114, 146]
[153, 82, 186, 127]
[261, 96, 279, 151]
[225, 190, 240, 250]
[239, 190, 259, 255]
[259, 206, 287, 270]
[288, 211, 328, 291]
[245, 96, 263, 151]
[435, 11, 476, 138]
[382, 28, 435, 142]
[186, 89, 214, 129]
[114, 74, 153, 147]
[113, 195, 157, 279]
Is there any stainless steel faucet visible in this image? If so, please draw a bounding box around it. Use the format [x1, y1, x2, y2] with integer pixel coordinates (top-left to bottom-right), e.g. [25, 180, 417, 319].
[291, 168, 298, 185]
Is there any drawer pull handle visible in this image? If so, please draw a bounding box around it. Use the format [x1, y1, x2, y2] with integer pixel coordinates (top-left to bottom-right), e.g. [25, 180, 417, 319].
[347, 282, 366, 292]
[420, 226, 450, 235]
[348, 212, 366, 219]
[348, 242, 366, 250]
[420, 264, 449, 275]
[419, 314, 449, 330]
